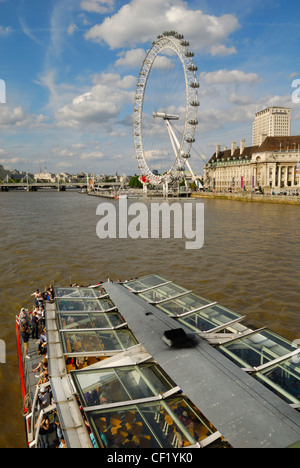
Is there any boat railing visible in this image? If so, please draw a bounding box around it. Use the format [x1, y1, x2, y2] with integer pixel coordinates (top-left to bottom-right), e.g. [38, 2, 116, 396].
[28, 403, 56, 448]
[27, 381, 52, 444]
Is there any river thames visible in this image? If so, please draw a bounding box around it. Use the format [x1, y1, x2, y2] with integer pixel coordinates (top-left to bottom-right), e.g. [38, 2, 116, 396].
[0, 190, 299, 447]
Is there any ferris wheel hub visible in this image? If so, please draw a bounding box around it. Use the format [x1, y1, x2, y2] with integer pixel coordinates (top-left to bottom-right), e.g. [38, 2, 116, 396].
[152, 112, 179, 121]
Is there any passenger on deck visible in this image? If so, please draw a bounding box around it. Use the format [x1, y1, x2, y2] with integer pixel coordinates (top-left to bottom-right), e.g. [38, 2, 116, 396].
[40, 305, 46, 329]
[31, 311, 39, 339]
[34, 305, 43, 324]
[32, 357, 48, 376]
[57, 437, 67, 448]
[38, 329, 47, 355]
[35, 361, 49, 387]
[31, 289, 44, 308]
[38, 387, 50, 410]
[36, 413, 50, 449]
[20, 320, 31, 359]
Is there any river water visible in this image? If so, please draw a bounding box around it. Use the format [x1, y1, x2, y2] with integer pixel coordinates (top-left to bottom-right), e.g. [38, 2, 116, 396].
[0, 190, 299, 447]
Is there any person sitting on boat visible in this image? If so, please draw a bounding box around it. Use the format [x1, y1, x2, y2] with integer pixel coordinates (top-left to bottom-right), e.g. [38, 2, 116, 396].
[37, 329, 47, 355]
[35, 362, 49, 387]
[32, 357, 48, 376]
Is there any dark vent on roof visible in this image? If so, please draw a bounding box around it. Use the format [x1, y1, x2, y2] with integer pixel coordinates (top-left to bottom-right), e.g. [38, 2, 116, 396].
[162, 328, 196, 348]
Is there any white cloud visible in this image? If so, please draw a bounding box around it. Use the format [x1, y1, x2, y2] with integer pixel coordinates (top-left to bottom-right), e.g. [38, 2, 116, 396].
[115, 48, 175, 70]
[54, 73, 135, 128]
[80, 0, 114, 14]
[67, 23, 78, 35]
[0, 105, 48, 128]
[84, 0, 239, 56]
[0, 25, 11, 36]
[209, 43, 237, 56]
[36, 70, 85, 113]
[92, 72, 136, 89]
[200, 69, 261, 85]
[80, 151, 104, 159]
[115, 48, 146, 68]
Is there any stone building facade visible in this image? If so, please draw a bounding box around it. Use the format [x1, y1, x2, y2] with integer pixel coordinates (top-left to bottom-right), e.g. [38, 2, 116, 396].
[203, 136, 300, 193]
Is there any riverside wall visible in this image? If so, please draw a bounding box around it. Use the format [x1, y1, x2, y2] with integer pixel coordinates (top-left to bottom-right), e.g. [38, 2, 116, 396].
[191, 192, 300, 205]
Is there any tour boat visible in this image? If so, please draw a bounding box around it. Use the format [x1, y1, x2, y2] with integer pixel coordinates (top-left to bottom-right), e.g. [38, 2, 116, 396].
[16, 275, 300, 448]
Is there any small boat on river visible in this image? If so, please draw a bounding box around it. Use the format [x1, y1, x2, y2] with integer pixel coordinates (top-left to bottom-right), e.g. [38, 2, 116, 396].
[16, 275, 300, 448]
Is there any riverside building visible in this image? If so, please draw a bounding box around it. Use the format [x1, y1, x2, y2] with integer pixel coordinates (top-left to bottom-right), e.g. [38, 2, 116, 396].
[204, 136, 300, 193]
[204, 107, 300, 193]
[252, 107, 291, 146]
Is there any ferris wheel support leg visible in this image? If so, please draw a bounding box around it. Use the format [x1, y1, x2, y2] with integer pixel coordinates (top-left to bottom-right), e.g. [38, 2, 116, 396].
[163, 181, 169, 197]
[142, 182, 148, 194]
[185, 158, 196, 183]
[165, 120, 180, 158]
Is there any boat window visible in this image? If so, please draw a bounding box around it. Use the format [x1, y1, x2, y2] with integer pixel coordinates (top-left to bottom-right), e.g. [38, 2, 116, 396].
[58, 312, 125, 330]
[218, 330, 298, 369]
[138, 282, 189, 304]
[157, 293, 212, 315]
[176, 303, 243, 333]
[122, 274, 169, 292]
[72, 363, 175, 407]
[253, 356, 300, 405]
[61, 329, 138, 354]
[55, 297, 114, 312]
[54, 287, 106, 298]
[85, 396, 224, 449]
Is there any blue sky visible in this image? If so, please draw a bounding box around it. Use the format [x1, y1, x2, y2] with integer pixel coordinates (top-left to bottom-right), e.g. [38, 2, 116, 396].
[0, 0, 300, 176]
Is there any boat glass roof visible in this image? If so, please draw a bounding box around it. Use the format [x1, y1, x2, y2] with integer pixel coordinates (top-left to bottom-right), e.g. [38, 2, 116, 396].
[72, 363, 175, 407]
[54, 286, 106, 298]
[137, 282, 189, 303]
[218, 329, 297, 369]
[85, 395, 225, 448]
[55, 297, 115, 312]
[125, 274, 300, 411]
[157, 292, 212, 315]
[58, 311, 125, 330]
[122, 274, 169, 292]
[61, 329, 138, 354]
[158, 299, 243, 333]
[253, 356, 300, 405]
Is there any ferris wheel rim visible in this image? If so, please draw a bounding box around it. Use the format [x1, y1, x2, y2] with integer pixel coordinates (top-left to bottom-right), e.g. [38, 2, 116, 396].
[133, 32, 199, 186]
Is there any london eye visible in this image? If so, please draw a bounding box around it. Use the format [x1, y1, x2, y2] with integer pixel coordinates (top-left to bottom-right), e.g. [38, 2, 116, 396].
[133, 31, 199, 193]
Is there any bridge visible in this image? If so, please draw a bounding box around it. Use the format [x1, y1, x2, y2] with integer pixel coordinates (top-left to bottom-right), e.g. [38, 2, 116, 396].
[0, 181, 122, 192]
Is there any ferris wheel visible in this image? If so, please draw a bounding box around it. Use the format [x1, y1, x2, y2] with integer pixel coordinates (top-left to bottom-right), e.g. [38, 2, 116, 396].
[133, 31, 199, 190]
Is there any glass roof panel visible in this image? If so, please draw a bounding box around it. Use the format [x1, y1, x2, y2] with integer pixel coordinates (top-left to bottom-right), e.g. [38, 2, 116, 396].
[55, 297, 114, 312]
[86, 396, 222, 448]
[72, 363, 175, 407]
[122, 274, 169, 292]
[58, 312, 125, 330]
[157, 292, 212, 315]
[177, 303, 243, 333]
[138, 282, 189, 303]
[218, 330, 297, 369]
[61, 329, 138, 354]
[54, 287, 104, 298]
[253, 356, 300, 405]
